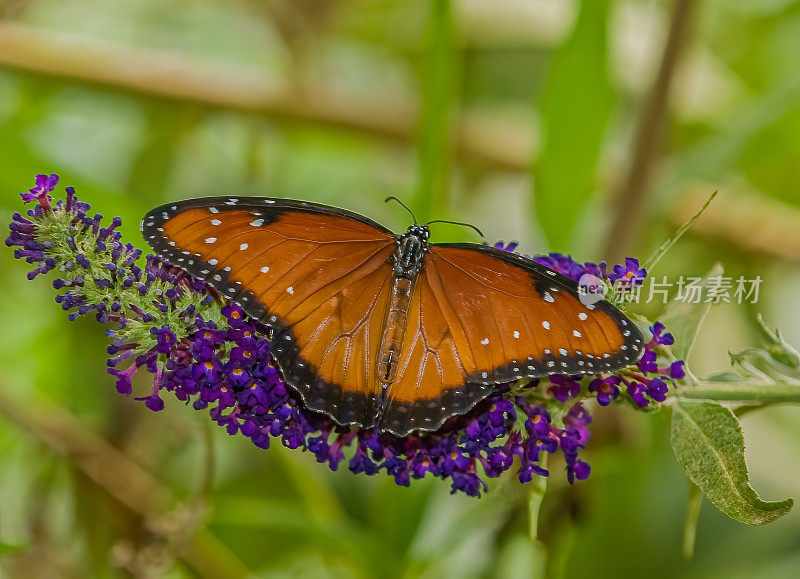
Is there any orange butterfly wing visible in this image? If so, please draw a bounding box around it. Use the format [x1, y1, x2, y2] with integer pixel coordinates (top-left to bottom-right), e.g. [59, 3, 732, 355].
[142, 198, 396, 427]
[380, 244, 644, 435]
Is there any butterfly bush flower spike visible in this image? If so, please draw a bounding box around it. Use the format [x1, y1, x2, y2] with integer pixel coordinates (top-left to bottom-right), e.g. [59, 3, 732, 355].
[7, 175, 687, 497]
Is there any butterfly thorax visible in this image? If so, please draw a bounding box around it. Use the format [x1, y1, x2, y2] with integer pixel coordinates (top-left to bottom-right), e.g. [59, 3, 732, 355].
[392, 225, 429, 279]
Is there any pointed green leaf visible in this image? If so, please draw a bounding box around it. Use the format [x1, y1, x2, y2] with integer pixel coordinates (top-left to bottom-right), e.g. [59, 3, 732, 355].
[643, 190, 717, 274]
[533, 0, 614, 250]
[670, 400, 792, 525]
[413, 0, 456, 224]
[754, 314, 800, 368]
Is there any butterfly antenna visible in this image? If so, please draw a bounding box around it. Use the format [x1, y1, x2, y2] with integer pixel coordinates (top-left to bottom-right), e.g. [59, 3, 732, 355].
[426, 219, 486, 241]
[385, 196, 418, 224]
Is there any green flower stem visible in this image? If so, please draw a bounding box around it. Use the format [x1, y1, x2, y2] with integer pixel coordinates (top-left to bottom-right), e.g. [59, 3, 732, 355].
[683, 482, 702, 560]
[528, 453, 548, 541]
[677, 381, 800, 404]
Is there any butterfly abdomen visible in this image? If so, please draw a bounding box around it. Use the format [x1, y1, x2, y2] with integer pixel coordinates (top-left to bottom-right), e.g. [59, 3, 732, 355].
[377, 276, 414, 385]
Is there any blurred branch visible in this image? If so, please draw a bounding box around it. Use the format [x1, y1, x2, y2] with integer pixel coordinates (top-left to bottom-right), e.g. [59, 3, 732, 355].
[603, 0, 695, 259]
[0, 388, 251, 578]
[0, 20, 533, 171]
[672, 186, 800, 261]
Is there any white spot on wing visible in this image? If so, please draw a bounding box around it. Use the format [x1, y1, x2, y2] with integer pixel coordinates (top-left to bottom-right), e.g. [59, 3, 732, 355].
[239, 243, 248, 251]
[513, 331, 520, 338]
[211, 219, 221, 226]
[573, 330, 582, 337]
[578, 312, 588, 320]
[250, 219, 264, 227]
[481, 338, 489, 345]
[287, 286, 294, 294]
[544, 292, 555, 303]
[542, 320, 550, 330]
[260, 266, 269, 273]
[208, 259, 218, 265]
[205, 237, 217, 244]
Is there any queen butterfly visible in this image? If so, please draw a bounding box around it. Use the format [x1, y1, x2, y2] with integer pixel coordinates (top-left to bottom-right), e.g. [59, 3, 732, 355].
[141, 197, 644, 436]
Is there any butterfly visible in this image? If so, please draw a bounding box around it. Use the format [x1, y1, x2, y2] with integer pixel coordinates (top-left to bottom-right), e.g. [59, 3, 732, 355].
[141, 197, 645, 436]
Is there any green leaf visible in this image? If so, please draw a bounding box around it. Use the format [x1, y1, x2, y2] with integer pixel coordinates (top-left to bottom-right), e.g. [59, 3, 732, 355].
[659, 263, 724, 362]
[643, 190, 718, 274]
[729, 347, 800, 383]
[533, 0, 614, 251]
[678, 316, 800, 405]
[413, 0, 456, 224]
[0, 540, 26, 557]
[670, 400, 793, 525]
[754, 314, 800, 368]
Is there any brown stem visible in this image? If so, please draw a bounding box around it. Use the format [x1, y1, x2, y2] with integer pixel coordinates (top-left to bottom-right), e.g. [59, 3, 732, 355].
[603, 0, 695, 260]
[0, 20, 533, 171]
[671, 185, 800, 262]
[0, 388, 251, 578]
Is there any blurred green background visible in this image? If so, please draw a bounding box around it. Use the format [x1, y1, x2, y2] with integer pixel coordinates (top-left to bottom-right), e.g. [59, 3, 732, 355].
[2, 0, 800, 576]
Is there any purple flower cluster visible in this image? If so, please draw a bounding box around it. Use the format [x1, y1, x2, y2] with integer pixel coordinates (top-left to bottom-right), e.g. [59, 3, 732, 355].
[530, 252, 646, 286]
[7, 176, 686, 497]
[620, 322, 685, 408]
[8, 180, 142, 298]
[107, 298, 578, 497]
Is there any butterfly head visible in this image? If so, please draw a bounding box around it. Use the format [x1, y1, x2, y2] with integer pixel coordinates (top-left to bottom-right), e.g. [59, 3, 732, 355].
[405, 224, 430, 242]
